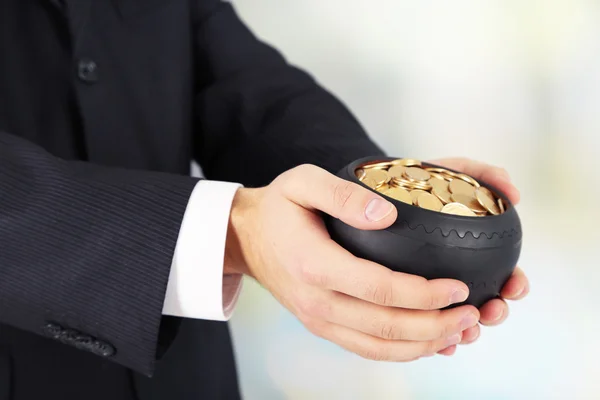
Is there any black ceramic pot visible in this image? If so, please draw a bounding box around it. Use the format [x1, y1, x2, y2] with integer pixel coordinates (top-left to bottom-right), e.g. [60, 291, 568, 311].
[325, 156, 523, 308]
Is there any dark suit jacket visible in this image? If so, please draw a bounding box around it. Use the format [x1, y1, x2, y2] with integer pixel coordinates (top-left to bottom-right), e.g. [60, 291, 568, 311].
[0, 0, 383, 399]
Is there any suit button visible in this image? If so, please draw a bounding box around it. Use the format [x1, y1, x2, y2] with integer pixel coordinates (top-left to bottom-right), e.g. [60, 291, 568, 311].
[96, 342, 117, 357]
[42, 322, 116, 358]
[43, 322, 62, 338]
[77, 59, 99, 83]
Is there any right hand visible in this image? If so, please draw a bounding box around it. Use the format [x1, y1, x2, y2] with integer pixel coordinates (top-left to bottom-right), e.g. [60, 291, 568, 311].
[225, 164, 480, 361]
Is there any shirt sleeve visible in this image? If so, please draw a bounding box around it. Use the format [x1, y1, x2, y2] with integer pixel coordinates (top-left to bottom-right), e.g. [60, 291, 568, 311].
[162, 180, 244, 321]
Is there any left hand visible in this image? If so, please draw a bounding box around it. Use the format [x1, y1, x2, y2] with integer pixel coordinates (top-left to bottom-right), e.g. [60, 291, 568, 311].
[427, 157, 530, 356]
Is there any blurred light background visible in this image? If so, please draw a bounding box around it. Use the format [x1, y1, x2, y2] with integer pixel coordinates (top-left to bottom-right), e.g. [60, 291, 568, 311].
[227, 1, 600, 399]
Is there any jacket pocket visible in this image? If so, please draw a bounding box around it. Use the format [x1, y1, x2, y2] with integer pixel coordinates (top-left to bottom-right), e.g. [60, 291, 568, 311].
[0, 347, 10, 400]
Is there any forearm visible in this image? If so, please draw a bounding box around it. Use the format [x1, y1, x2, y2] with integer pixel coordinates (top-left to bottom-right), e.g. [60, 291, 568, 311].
[192, 0, 385, 187]
[0, 131, 196, 376]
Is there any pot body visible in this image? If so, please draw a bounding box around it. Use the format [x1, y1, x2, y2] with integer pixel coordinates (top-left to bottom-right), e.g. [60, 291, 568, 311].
[325, 157, 522, 308]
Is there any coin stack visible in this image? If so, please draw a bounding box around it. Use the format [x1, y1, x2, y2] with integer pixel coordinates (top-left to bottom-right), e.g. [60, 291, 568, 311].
[355, 158, 505, 217]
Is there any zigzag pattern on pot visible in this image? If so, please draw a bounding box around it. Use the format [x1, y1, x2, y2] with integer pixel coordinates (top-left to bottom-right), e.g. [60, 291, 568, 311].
[397, 220, 521, 240]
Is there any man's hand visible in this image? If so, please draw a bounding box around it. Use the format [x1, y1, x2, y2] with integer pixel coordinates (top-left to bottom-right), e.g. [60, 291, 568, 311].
[428, 158, 529, 355]
[225, 160, 528, 360]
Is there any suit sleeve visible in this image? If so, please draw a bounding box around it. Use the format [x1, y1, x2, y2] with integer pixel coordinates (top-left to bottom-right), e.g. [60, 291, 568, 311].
[192, 0, 386, 187]
[0, 131, 198, 377]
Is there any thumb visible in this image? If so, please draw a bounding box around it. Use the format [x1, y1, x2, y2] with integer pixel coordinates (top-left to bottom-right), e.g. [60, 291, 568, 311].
[276, 164, 398, 230]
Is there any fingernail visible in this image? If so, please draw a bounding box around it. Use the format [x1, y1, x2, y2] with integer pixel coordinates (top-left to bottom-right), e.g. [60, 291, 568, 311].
[460, 313, 479, 330]
[450, 288, 468, 304]
[365, 198, 394, 222]
[467, 329, 481, 343]
[514, 284, 528, 298]
[446, 333, 462, 347]
[439, 347, 456, 356]
[493, 308, 505, 322]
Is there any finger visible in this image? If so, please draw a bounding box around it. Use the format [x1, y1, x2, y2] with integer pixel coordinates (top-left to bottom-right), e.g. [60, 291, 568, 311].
[308, 320, 463, 362]
[277, 164, 398, 230]
[428, 157, 520, 205]
[459, 324, 480, 344]
[437, 345, 457, 356]
[295, 238, 469, 309]
[500, 267, 529, 300]
[306, 290, 479, 341]
[479, 298, 509, 326]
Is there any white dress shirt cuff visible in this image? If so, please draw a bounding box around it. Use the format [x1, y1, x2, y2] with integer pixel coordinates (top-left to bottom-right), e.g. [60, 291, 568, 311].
[162, 180, 244, 321]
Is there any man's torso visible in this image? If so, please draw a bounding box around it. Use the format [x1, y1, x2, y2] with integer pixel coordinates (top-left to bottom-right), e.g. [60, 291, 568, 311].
[0, 1, 240, 399]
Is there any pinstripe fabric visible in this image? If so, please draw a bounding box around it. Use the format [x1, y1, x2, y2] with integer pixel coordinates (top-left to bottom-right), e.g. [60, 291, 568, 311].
[0, 0, 383, 398]
[0, 133, 198, 376]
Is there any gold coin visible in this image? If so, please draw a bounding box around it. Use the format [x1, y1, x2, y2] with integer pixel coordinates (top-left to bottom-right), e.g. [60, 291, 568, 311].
[393, 158, 422, 167]
[413, 182, 433, 191]
[432, 187, 452, 204]
[428, 172, 447, 181]
[389, 179, 409, 189]
[362, 176, 378, 189]
[376, 183, 391, 192]
[473, 208, 488, 216]
[449, 179, 476, 197]
[416, 192, 444, 212]
[359, 159, 503, 217]
[355, 168, 366, 180]
[418, 183, 433, 190]
[362, 161, 391, 170]
[409, 189, 428, 205]
[426, 167, 457, 179]
[381, 186, 412, 204]
[404, 167, 431, 182]
[399, 176, 430, 187]
[498, 197, 505, 213]
[388, 165, 406, 178]
[365, 169, 389, 187]
[393, 178, 432, 191]
[477, 186, 494, 199]
[428, 177, 448, 192]
[457, 173, 480, 188]
[425, 167, 447, 174]
[440, 202, 477, 217]
[475, 188, 500, 215]
[451, 193, 487, 213]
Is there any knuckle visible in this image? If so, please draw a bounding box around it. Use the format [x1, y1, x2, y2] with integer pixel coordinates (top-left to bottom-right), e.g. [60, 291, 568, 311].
[420, 339, 447, 355]
[300, 265, 328, 288]
[422, 340, 438, 357]
[422, 287, 445, 310]
[379, 321, 403, 340]
[366, 277, 395, 306]
[331, 181, 356, 211]
[276, 164, 316, 189]
[294, 163, 318, 176]
[295, 258, 328, 287]
[438, 319, 455, 339]
[296, 297, 330, 319]
[361, 346, 389, 362]
[416, 292, 439, 310]
[302, 317, 327, 337]
[428, 293, 439, 310]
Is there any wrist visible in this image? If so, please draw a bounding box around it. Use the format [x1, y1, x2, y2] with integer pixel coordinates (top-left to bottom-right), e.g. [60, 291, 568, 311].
[224, 187, 259, 277]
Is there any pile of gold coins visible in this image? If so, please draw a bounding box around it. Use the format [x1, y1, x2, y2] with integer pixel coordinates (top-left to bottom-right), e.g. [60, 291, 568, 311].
[355, 159, 506, 217]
